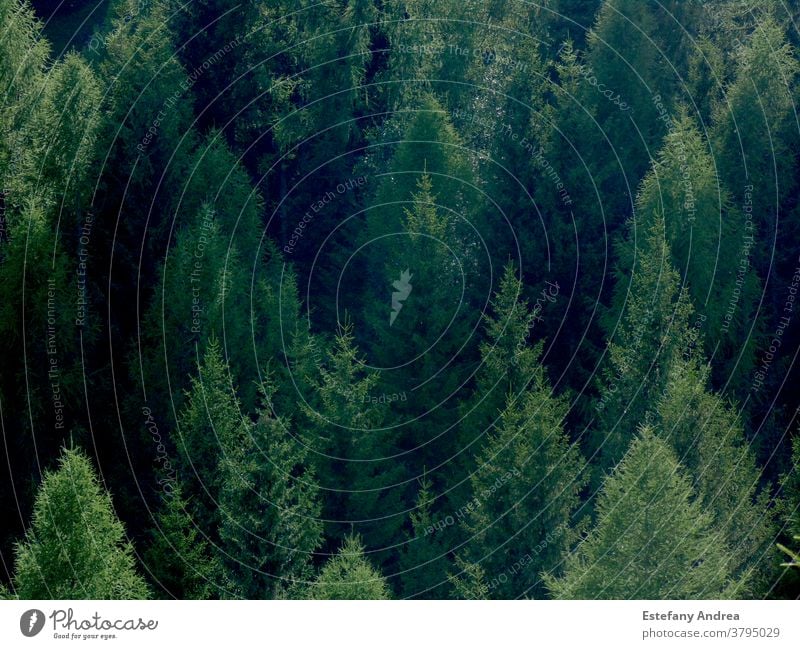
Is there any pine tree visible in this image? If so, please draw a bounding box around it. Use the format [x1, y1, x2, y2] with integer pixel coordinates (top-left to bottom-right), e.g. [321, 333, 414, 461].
[634, 112, 760, 392]
[299, 325, 406, 563]
[5, 52, 101, 217]
[137, 201, 308, 418]
[399, 476, 451, 598]
[0, 0, 50, 197]
[654, 356, 775, 592]
[585, 0, 701, 190]
[364, 171, 481, 423]
[523, 40, 610, 388]
[11, 447, 150, 599]
[218, 411, 323, 598]
[143, 483, 218, 599]
[461, 264, 546, 444]
[594, 215, 695, 476]
[712, 17, 799, 278]
[306, 535, 391, 600]
[546, 429, 738, 599]
[368, 94, 474, 239]
[780, 434, 800, 543]
[448, 556, 489, 600]
[97, 0, 197, 213]
[459, 362, 585, 599]
[175, 337, 248, 532]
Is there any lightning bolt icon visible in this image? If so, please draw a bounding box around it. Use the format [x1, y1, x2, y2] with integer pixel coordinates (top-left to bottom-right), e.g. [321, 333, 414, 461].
[390, 269, 413, 326]
[28, 611, 38, 632]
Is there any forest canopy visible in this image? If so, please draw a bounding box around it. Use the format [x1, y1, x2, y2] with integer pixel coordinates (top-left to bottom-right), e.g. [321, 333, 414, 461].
[1, 0, 799, 600]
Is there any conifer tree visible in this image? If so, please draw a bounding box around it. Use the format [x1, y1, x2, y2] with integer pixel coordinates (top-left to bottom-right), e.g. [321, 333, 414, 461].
[368, 94, 475, 238]
[6, 52, 101, 217]
[461, 264, 545, 444]
[218, 412, 323, 599]
[546, 429, 738, 599]
[654, 357, 775, 592]
[448, 556, 489, 600]
[175, 338, 248, 532]
[459, 361, 585, 599]
[585, 0, 700, 188]
[0, 200, 81, 480]
[306, 535, 391, 600]
[11, 447, 150, 599]
[98, 0, 197, 213]
[594, 215, 695, 475]
[634, 113, 760, 392]
[364, 171, 481, 411]
[522, 40, 610, 387]
[780, 435, 800, 543]
[537, 1, 603, 54]
[143, 483, 218, 599]
[712, 17, 799, 278]
[138, 201, 310, 417]
[300, 325, 406, 561]
[0, 0, 49, 195]
[399, 476, 452, 598]
[297, 0, 376, 167]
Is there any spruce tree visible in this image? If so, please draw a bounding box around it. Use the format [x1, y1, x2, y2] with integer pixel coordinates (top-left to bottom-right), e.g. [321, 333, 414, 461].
[11, 447, 150, 599]
[585, 0, 700, 192]
[97, 0, 197, 215]
[138, 200, 309, 418]
[218, 411, 323, 599]
[780, 434, 800, 543]
[363, 172, 483, 452]
[712, 17, 799, 278]
[459, 363, 585, 599]
[460, 263, 546, 445]
[399, 476, 452, 598]
[0, 0, 49, 197]
[143, 483, 218, 599]
[546, 429, 738, 599]
[448, 556, 489, 600]
[654, 357, 775, 592]
[306, 535, 391, 600]
[299, 325, 406, 564]
[367, 94, 475, 239]
[523, 40, 610, 388]
[175, 337, 248, 532]
[634, 113, 760, 392]
[594, 215, 695, 476]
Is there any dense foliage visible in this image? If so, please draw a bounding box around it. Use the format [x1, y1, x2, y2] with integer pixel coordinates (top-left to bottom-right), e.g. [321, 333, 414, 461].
[1, 0, 799, 599]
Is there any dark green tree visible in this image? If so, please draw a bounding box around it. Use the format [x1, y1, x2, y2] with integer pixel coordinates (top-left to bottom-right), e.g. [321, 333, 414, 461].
[711, 17, 799, 278]
[299, 325, 406, 564]
[593, 215, 695, 476]
[399, 475, 452, 598]
[654, 356, 775, 592]
[143, 483, 218, 599]
[458, 360, 585, 599]
[448, 555, 489, 600]
[460, 264, 547, 444]
[634, 113, 760, 392]
[218, 411, 323, 599]
[175, 337, 248, 532]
